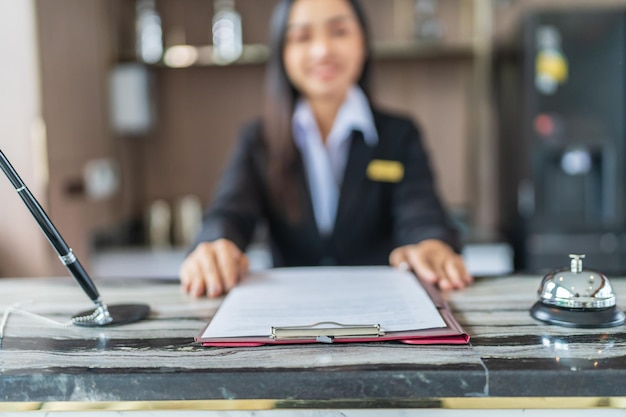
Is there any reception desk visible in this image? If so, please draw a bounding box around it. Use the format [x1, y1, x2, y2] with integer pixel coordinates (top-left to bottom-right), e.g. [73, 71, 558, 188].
[0, 272, 625, 414]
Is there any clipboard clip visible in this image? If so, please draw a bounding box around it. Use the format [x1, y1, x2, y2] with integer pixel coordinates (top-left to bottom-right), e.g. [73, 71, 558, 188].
[270, 321, 384, 343]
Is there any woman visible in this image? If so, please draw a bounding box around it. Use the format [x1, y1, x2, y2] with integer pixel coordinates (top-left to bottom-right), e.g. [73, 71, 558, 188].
[180, 0, 472, 298]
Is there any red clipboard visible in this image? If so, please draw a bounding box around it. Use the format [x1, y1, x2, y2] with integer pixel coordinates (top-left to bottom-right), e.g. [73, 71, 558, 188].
[195, 267, 470, 347]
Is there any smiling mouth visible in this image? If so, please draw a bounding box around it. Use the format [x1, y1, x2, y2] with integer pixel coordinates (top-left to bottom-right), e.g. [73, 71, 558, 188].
[309, 65, 340, 81]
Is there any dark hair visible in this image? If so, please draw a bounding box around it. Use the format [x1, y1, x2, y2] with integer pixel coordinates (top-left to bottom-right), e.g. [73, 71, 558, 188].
[263, 0, 373, 220]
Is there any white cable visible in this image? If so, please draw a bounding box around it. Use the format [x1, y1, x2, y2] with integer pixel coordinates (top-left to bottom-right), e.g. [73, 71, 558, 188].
[0, 304, 14, 340]
[0, 302, 72, 342]
[10, 308, 73, 326]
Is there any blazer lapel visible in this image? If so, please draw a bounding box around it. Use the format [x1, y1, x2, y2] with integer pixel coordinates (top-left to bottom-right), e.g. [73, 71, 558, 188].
[333, 130, 375, 235]
[292, 150, 324, 245]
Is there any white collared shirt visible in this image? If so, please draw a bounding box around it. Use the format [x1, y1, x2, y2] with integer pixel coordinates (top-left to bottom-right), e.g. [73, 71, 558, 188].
[292, 86, 378, 235]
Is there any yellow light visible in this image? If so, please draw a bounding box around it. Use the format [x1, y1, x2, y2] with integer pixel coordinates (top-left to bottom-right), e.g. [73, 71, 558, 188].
[164, 45, 198, 68]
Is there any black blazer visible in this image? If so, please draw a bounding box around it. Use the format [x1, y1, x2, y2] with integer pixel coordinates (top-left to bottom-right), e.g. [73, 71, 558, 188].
[194, 109, 460, 267]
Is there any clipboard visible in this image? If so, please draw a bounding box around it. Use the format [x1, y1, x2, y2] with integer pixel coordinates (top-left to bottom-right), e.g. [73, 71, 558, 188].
[195, 266, 469, 347]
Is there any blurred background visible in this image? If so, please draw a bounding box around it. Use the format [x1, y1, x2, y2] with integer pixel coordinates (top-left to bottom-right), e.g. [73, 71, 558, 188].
[1, 0, 625, 279]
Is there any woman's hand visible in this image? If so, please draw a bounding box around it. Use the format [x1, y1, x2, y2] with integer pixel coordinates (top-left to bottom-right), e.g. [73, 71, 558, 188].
[389, 239, 473, 290]
[179, 239, 250, 298]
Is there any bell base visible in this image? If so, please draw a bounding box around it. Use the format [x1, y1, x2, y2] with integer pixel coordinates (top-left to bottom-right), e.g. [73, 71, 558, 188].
[72, 304, 150, 327]
[530, 301, 625, 328]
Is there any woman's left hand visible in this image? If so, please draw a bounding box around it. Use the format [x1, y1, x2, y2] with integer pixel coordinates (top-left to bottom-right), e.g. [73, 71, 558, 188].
[389, 239, 473, 290]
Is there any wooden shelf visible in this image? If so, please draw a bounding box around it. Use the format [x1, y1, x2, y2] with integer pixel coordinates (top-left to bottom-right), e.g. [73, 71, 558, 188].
[157, 40, 476, 68]
[161, 43, 269, 67]
[372, 39, 476, 60]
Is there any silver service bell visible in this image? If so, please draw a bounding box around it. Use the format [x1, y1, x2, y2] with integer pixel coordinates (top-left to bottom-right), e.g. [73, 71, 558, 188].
[530, 254, 625, 328]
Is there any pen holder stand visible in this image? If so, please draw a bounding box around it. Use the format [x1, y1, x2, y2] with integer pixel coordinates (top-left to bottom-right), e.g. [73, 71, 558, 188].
[73, 304, 151, 327]
[0, 149, 150, 327]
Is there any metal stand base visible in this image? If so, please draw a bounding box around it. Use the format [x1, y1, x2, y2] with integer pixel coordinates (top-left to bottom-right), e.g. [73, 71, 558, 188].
[72, 304, 150, 327]
[530, 301, 625, 328]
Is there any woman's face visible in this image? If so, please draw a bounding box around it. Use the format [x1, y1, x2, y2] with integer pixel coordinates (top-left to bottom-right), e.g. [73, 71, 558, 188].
[283, 0, 366, 104]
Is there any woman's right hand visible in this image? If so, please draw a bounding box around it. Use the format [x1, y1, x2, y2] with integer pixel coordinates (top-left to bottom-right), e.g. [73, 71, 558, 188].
[179, 238, 250, 298]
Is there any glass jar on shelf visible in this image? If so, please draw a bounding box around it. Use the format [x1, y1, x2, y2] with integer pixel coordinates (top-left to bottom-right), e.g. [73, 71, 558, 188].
[212, 0, 243, 64]
[135, 0, 163, 64]
[414, 0, 443, 42]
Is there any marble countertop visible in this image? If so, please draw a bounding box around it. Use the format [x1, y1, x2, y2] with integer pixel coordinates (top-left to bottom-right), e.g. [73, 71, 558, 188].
[0, 272, 625, 405]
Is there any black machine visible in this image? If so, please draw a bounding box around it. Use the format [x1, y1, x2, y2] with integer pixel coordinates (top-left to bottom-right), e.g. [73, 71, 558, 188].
[496, 8, 626, 273]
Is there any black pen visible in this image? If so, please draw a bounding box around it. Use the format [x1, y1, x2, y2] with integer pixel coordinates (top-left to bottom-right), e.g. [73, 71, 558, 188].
[0, 149, 110, 322]
[1, 149, 149, 326]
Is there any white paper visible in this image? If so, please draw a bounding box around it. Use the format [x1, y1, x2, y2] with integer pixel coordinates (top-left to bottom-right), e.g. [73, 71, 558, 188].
[201, 266, 446, 339]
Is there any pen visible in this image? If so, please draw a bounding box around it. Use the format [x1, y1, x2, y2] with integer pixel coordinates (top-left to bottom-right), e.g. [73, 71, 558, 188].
[1, 149, 149, 326]
[0, 150, 105, 312]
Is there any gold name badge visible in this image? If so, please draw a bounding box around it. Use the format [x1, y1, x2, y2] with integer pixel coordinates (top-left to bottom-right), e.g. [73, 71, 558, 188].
[366, 159, 404, 183]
